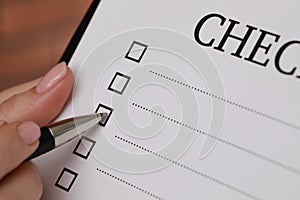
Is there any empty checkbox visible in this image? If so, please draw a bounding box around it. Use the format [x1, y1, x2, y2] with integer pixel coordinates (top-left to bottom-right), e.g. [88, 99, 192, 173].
[73, 136, 96, 160]
[108, 72, 131, 95]
[95, 103, 113, 127]
[55, 168, 78, 192]
[125, 41, 148, 63]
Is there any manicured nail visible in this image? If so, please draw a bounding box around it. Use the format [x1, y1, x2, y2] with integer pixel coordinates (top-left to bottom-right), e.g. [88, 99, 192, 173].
[36, 62, 67, 94]
[18, 121, 41, 145]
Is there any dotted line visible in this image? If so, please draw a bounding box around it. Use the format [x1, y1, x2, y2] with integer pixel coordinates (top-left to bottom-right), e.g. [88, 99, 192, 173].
[132, 102, 300, 176]
[96, 168, 164, 200]
[115, 135, 262, 200]
[149, 70, 300, 131]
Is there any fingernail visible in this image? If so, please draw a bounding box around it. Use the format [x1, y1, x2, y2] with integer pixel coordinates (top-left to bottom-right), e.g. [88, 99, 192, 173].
[18, 121, 41, 145]
[36, 62, 67, 94]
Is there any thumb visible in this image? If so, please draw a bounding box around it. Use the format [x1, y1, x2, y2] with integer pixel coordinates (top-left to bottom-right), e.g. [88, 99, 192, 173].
[0, 62, 73, 126]
[0, 121, 40, 179]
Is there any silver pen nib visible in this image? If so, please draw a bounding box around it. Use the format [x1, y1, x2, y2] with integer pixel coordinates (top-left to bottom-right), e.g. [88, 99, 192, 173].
[98, 112, 108, 124]
[48, 113, 108, 147]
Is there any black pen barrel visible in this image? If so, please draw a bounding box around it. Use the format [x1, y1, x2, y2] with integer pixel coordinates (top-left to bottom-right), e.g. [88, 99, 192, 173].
[25, 127, 55, 161]
[24, 113, 106, 162]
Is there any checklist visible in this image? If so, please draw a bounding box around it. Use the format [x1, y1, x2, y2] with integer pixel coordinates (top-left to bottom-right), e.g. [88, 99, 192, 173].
[35, 1, 300, 200]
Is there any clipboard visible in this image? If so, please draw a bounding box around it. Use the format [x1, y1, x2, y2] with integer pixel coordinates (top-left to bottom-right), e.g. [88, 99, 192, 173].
[36, 1, 300, 199]
[60, 0, 101, 64]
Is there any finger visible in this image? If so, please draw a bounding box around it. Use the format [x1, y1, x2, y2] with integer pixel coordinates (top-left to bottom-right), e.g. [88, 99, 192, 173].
[0, 162, 43, 200]
[0, 78, 41, 104]
[0, 121, 40, 179]
[0, 62, 74, 126]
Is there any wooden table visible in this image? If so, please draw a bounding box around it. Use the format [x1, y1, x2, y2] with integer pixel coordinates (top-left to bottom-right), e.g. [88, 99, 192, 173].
[0, 0, 92, 91]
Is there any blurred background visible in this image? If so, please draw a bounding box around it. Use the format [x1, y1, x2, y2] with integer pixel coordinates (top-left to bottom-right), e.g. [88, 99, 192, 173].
[0, 0, 92, 91]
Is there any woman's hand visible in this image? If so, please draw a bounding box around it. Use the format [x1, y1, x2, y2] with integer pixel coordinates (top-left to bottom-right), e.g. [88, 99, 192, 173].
[0, 62, 74, 199]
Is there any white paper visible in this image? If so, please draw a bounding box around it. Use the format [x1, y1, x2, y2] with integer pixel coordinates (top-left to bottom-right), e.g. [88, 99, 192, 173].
[35, 1, 300, 199]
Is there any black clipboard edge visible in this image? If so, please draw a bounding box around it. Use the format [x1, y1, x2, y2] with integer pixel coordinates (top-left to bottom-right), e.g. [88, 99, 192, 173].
[60, 0, 102, 64]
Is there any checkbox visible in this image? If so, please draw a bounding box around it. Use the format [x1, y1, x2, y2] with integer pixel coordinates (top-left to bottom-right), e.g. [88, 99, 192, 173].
[108, 72, 131, 95]
[95, 103, 113, 127]
[125, 41, 148, 63]
[55, 168, 78, 192]
[73, 136, 96, 160]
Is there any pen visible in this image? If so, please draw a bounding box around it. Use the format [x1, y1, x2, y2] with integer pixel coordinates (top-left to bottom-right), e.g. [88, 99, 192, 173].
[26, 113, 107, 161]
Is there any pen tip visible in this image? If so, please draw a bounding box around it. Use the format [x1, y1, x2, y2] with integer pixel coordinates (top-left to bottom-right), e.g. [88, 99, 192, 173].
[98, 112, 108, 123]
